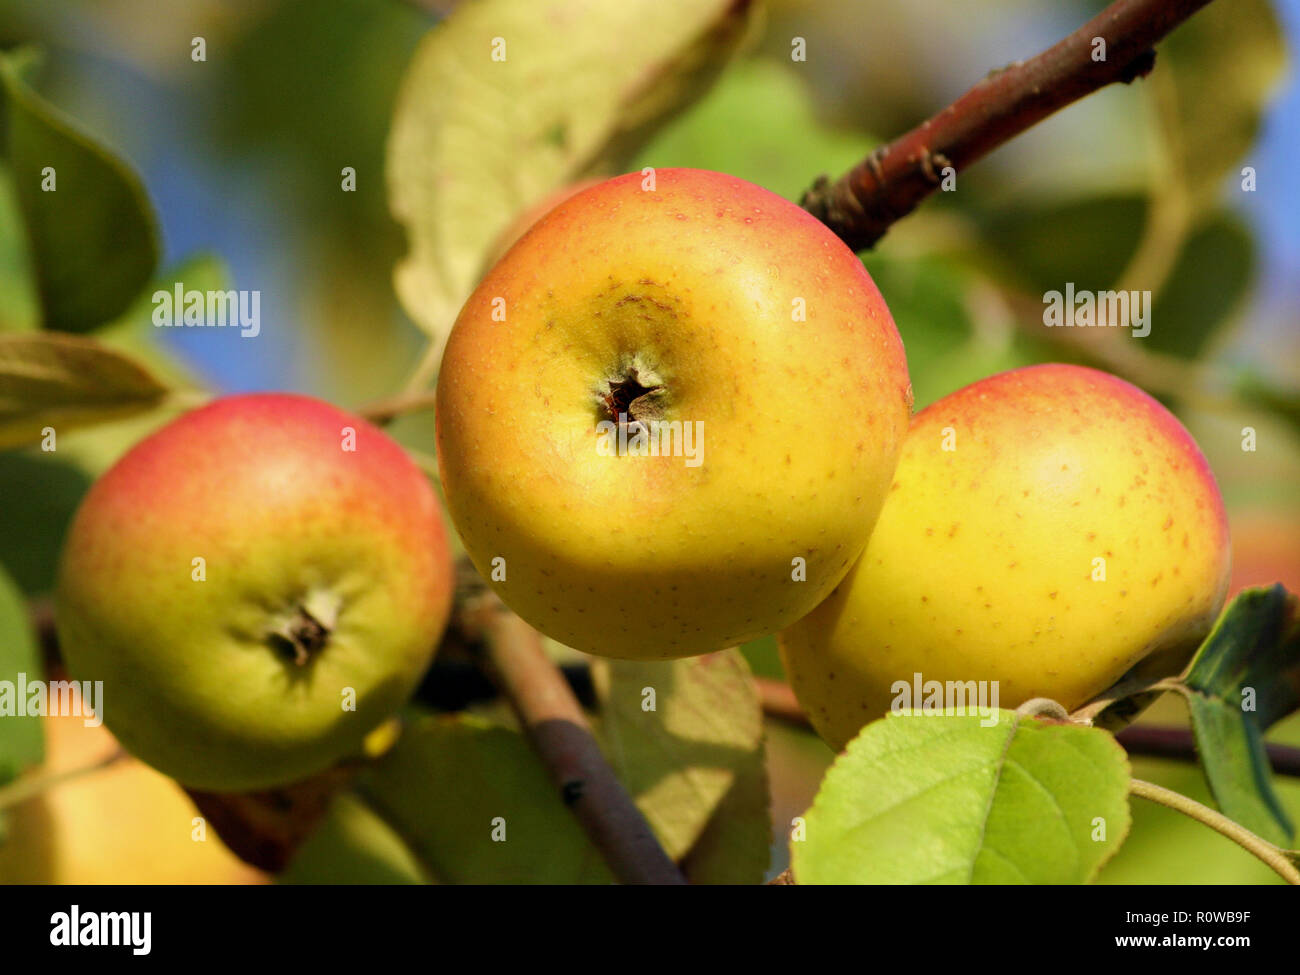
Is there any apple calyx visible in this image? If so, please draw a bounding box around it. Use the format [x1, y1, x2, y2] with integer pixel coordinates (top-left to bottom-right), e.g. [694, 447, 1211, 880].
[597, 358, 666, 428]
[269, 606, 331, 667]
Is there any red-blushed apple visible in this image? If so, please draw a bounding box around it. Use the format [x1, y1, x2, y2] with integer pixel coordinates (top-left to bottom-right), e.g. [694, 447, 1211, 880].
[55, 393, 454, 791]
[780, 363, 1232, 750]
[436, 167, 912, 659]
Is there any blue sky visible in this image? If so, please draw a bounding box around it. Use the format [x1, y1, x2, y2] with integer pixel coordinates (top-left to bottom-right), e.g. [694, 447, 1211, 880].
[69, 0, 1300, 393]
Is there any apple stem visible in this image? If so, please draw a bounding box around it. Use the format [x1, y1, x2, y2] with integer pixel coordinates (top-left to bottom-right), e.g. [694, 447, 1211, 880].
[1016, 697, 1070, 720]
[802, 0, 1216, 250]
[1129, 778, 1300, 884]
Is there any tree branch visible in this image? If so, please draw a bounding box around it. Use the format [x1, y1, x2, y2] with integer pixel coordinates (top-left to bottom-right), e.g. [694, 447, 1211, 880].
[1118, 724, 1300, 778]
[754, 676, 805, 725]
[356, 389, 439, 426]
[753, 676, 1300, 776]
[802, 0, 1215, 250]
[454, 565, 687, 885]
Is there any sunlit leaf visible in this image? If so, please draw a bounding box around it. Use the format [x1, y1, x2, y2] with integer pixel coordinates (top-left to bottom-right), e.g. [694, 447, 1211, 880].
[0, 332, 169, 449]
[593, 649, 768, 871]
[387, 0, 756, 353]
[794, 710, 1131, 884]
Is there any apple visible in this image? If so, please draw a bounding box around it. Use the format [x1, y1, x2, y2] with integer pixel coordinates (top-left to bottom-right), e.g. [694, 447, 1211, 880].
[0, 709, 266, 884]
[436, 167, 912, 659]
[780, 363, 1231, 750]
[55, 393, 454, 791]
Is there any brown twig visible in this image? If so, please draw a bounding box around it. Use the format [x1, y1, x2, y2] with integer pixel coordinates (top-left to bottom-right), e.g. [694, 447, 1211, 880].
[1117, 725, 1300, 777]
[754, 676, 806, 725]
[356, 388, 439, 426]
[802, 0, 1215, 250]
[454, 566, 686, 885]
[1131, 778, 1300, 884]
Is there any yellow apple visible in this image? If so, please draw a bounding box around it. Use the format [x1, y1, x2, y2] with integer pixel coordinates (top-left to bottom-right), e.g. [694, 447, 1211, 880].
[437, 168, 912, 659]
[0, 711, 265, 884]
[780, 363, 1231, 750]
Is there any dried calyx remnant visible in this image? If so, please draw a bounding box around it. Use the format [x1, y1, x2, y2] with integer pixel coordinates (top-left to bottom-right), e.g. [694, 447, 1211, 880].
[269, 606, 331, 666]
[596, 356, 667, 427]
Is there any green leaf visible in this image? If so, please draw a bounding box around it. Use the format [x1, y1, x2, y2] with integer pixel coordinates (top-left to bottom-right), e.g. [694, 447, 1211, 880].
[386, 0, 755, 351]
[0, 331, 170, 449]
[11, 255, 227, 485]
[1236, 370, 1300, 438]
[1145, 210, 1254, 359]
[793, 710, 1131, 884]
[356, 714, 614, 884]
[0, 49, 160, 332]
[1176, 585, 1299, 845]
[0, 248, 201, 595]
[1183, 586, 1300, 729]
[1151, 0, 1286, 211]
[592, 649, 769, 878]
[0, 561, 42, 785]
[0, 164, 39, 331]
[680, 749, 771, 884]
[0, 451, 91, 596]
[973, 194, 1148, 297]
[279, 792, 434, 885]
[739, 633, 782, 680]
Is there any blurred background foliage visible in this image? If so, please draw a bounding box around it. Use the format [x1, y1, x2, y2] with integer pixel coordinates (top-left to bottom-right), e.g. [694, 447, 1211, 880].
[1, 0, 1298, 883]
